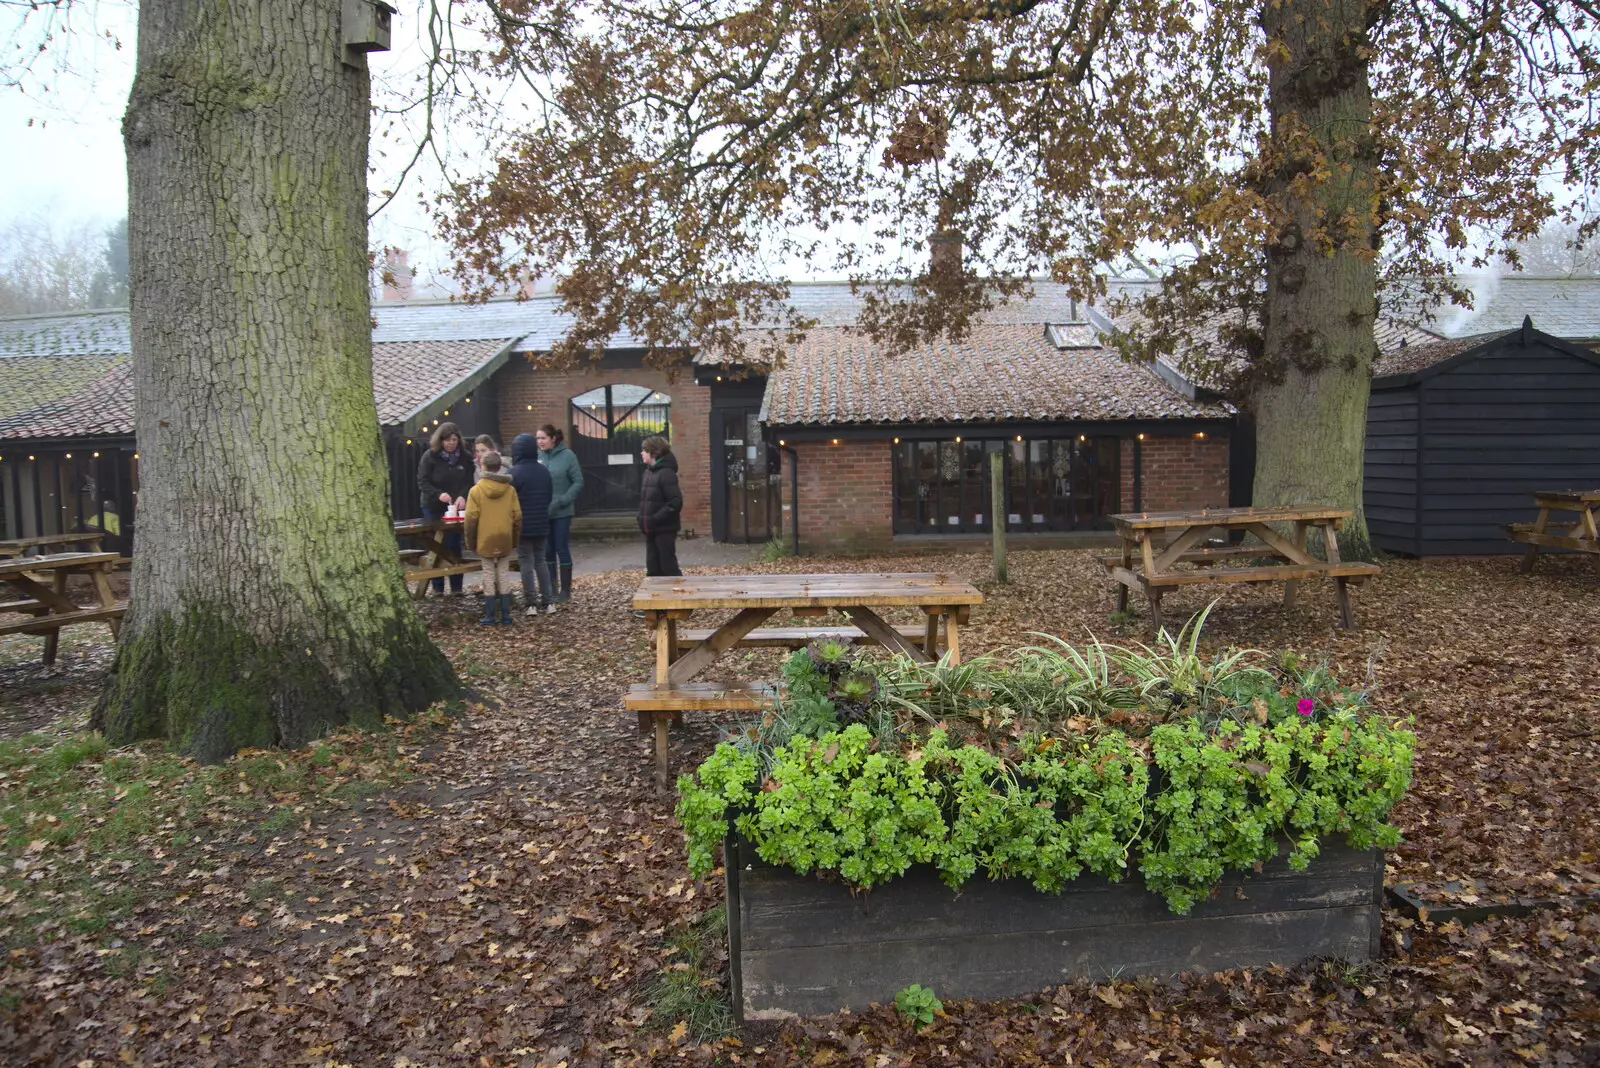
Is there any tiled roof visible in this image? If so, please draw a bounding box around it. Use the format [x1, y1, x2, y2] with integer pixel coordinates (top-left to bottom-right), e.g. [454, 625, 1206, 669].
[0, 310, 131, 359]
[1390, 276, 1600, 339]
[1371, 331, 1505, 379]
[369, 339, 515, 425]
[0, 326, 512, 439]
[695, 282, 1088, 365]
[0, 355, 133, 440]
[760, 323, 1232, 427]
[1106, 303, 1441, 395]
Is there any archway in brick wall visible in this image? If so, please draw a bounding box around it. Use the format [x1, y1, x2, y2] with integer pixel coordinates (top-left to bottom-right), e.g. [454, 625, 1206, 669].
[568, 384, 671, 513]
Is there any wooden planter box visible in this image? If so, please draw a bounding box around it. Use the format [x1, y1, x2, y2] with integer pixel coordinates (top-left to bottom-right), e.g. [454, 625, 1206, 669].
[726, 834, 1383, 1020]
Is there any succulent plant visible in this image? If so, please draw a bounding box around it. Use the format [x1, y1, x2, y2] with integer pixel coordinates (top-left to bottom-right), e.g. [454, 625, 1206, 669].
[804, 637, 856, 678]
[829, 669, 879, 724]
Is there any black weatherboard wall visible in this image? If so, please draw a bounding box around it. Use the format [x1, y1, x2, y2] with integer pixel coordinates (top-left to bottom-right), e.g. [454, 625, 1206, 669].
[1363, 322, 1600, 556]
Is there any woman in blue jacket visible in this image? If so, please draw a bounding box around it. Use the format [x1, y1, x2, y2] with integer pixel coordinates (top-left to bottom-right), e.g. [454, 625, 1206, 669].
[536, 425, 583, 602]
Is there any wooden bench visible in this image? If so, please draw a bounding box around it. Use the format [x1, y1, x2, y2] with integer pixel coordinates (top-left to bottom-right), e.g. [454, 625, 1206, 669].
[1094, 545, 1265, 571]
[1106, 561, 1382, 588]
[624, 682, 780, 764]
[1106, 506, 1379, 629]
[1507, 491, 1600, 572]
[629, 572, 984, 786]
[0, 605, 125, 636]
[0, 533, 107, 558]
[0, 552, 125, 663]
[623, 681, 779, 712]
[676, 623, 927, 650]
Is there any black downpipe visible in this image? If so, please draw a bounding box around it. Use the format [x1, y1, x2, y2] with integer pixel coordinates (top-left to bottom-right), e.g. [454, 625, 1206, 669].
[780, 443, 800, 556]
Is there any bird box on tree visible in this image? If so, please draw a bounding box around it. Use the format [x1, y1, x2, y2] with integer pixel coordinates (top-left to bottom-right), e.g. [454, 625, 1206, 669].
[342, 0, 396, 68]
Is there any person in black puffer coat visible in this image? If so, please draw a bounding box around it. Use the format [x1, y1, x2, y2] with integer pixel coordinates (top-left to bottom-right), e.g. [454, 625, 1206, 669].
[416, 421, 474, 596]
[509, 433, 556, 614]
[638, 436, 682, 577]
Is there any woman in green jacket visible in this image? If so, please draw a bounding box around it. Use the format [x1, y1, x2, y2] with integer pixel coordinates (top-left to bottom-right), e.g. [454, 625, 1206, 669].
[536, 425, 584, 602]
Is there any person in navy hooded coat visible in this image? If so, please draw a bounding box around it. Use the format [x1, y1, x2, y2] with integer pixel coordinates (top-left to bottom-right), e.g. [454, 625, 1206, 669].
[509, 433, 557, 614]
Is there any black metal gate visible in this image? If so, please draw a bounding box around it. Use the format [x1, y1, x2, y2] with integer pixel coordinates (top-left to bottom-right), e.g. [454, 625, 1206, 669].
[569, 385, 671, 513]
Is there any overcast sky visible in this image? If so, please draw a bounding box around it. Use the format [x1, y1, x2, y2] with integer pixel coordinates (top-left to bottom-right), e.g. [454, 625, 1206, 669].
[0, 1, 136, 228]
[0, 2, 854, 299]
[0, 1, 474, 294]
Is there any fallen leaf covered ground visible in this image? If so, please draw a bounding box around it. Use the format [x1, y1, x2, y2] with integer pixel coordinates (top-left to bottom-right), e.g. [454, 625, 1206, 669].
[1, 548, 1598, 1065]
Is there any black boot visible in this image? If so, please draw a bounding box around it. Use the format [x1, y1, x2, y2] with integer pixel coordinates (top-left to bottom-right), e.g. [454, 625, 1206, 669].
[557, 564, 573, 603]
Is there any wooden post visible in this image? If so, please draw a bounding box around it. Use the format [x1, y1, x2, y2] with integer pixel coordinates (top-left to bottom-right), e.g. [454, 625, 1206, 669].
[989, 451, 1007, 584]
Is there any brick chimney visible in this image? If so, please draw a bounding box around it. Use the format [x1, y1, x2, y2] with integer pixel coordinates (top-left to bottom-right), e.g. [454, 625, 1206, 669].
[929, 229, 963, 276]
[928, 195, 962, 276]
[382, 247, 414, 301]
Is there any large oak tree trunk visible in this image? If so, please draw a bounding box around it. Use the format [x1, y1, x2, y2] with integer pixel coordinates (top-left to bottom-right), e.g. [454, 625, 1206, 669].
[97, 0, 456, 760]
[1252, 0, 1381, 559]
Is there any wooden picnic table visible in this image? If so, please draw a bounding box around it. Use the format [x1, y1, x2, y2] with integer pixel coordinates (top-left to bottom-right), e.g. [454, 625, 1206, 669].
[626, 572, 985, 785]
[1099, 506, 1381, 630]
[0, 552, 124, 664]
[393, 517, 481, 598]
[1507, 490, 1600, 572]
[0, 532, 107, 558]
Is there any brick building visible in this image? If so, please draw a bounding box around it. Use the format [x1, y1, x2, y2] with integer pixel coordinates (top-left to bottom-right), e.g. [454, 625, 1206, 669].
[17, 275, 1583, 557]
[696, 309, 1242, 554]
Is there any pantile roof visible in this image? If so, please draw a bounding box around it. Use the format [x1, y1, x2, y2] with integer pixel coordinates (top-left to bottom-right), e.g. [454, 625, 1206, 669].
[760, 323, 1232, 427]
[0, 328, 512, 440]
[0, 355, 133, 440]
[369, 339, 515, 425]
[1371, 332, 1504, 379]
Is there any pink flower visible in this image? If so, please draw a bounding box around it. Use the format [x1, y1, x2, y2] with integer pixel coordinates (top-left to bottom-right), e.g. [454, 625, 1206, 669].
[1297, 698, 1315, 717]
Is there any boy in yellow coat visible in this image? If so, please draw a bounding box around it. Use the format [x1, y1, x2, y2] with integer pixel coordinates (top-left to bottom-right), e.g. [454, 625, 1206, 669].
[464, 451, 522, 625]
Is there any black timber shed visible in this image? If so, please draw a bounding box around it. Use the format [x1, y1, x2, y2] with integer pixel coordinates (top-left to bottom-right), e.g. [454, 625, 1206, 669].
[1363, 319, 1600, 556]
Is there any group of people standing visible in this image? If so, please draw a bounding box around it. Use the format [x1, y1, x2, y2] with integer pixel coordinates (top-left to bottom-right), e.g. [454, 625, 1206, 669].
[416, 420, 684, 626]
[417, 421, 582, 621]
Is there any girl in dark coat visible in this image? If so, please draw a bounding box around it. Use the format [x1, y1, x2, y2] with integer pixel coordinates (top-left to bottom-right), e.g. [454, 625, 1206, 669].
[638, 435, 683, 577]
[417, 421, 473, 596]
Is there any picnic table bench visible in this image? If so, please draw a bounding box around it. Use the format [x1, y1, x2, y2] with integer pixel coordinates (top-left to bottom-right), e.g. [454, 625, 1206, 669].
[0, 552, 124, 664]
[393, 517, 481, 598]
[1507, 490, 1600, 572]
[1098, 506, 1380, 629]
[0, 532, 107, 558]
[626, 573, 984, 785]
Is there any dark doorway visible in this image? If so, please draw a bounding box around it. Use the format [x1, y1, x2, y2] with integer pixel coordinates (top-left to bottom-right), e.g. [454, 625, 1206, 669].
[718, 408, 779, 542]
[569, 385, 671, 513]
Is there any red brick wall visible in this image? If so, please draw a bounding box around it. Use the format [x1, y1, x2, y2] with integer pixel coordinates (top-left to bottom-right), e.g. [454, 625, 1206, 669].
[493, 357, 713, 535]
[781, 439, 896, 553]
[784, 432, 1230, 553]
[1135, 433, 1231, 512]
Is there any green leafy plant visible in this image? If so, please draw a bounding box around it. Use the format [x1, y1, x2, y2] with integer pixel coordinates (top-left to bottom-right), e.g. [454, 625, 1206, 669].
[894, 983, 943, 1029]
[674, 609, 1415, 914]
[1137, 713, 1412, 912]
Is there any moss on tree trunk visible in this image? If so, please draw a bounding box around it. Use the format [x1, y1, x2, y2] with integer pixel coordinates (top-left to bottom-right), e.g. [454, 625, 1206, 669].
[98, 0, 457, 759]
[1252, 0, 1382, 560]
